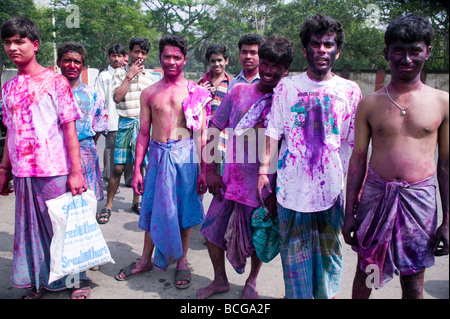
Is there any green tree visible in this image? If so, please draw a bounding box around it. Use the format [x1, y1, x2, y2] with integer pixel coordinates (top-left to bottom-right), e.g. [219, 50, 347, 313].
[53, 0, 158, 69]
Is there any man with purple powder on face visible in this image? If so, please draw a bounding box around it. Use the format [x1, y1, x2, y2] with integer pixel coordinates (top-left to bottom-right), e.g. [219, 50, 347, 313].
[343, 14, 448, 299]
[257, 14, 362, 299]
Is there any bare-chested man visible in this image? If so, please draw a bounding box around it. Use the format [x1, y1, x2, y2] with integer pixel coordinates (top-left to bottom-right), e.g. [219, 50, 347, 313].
[343, 14, 449, 299]
[114, 35, 211, 289]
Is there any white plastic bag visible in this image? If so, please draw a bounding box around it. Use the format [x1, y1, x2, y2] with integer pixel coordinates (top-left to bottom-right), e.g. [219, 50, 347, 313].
[46, 190, 114, 284]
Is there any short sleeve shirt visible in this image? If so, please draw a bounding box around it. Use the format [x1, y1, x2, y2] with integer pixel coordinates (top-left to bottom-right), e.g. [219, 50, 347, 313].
[73, 83, 108, 141]
[1, 68, 81, 177]
[212, 83, 275, 207]
[266, 72, 362, 212]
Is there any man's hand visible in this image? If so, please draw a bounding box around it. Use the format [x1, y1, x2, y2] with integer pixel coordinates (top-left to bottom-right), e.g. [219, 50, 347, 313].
[128, 58, 144, 79]
[342, 214, 359, 246]
[434, 223, 449, 256]
[256, 174, 272, 207]
[67, 170, 87, 196]
[197, 171, 207, 195]
[132, 171, 144, 196]
[206, 170, 226, 201]
[0, 167, 12, 196]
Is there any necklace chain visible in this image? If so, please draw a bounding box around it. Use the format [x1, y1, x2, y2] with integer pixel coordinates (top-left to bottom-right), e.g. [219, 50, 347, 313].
[385, 83, 424, 115]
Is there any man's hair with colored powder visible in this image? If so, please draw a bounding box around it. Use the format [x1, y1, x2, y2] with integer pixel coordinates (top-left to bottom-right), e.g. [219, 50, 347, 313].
[159, 34, 188, 57]
[300, 13, 345, 50]
[57, 41, 88, 66]
[1, 16, 40, 44]
[205, 43, 229, 61]
[129, 37, 151, 53]
[384, 14, 434, 48]
[238, 33, 265, 50]
[258, 35, 295, 70]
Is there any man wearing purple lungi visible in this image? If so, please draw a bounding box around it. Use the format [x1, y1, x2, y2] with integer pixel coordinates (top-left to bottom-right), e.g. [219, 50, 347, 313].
[197, 36, 294, 299]
[343, 14, 449, 299]
[0, 17, 89, 299]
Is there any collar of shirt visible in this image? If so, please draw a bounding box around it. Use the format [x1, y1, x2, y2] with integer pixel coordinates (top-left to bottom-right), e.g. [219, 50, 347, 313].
[235, 69, 260, 83]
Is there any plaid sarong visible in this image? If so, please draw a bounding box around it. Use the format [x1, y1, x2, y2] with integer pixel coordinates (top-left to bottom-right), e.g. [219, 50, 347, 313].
[114, 116, 148, 166]
[277, 197, 344, 299]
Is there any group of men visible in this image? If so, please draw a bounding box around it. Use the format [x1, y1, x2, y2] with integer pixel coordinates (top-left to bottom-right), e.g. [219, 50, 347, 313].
[0, 12, 448, 300]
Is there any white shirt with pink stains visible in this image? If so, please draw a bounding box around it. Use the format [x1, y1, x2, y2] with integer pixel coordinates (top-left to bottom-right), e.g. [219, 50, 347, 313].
[2, 68, 81, 177]
[266, 72, 362, 212]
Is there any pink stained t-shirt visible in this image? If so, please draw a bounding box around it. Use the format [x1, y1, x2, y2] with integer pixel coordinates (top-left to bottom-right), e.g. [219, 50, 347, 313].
[1, 68, 81, 177]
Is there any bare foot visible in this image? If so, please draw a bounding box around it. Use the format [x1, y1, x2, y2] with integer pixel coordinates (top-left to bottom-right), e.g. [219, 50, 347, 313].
[197, 280, 230, 299]
[242, 283, 259, 299]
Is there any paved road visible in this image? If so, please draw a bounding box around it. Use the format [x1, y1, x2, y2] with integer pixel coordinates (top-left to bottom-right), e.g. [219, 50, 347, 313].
[0, 135, 448, 301]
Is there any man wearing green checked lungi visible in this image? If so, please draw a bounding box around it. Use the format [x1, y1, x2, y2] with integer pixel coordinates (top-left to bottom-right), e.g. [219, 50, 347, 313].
[100, 37, 154, 223]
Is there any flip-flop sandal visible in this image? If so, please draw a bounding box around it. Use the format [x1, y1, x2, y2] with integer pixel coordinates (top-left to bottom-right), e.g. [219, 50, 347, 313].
[22, 288, 46, 299]
[71, 280, 91, 299]
[175, 269, 192, 289]
[96, 208, 111, 224]
[115, 261, 151, 281]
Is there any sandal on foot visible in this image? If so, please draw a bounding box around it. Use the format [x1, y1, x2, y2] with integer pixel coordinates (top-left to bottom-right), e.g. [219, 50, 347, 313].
[175, 269, 192, 289]
[71, 280, 91, 299]
[22, 288, 46, 299]
[115, 261, 151, 281]
[96, 208, 111, 224]
[131, 202, 141, 215]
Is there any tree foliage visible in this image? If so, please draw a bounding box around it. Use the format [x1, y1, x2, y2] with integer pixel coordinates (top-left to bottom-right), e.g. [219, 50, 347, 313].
[0, 0, 448, 74]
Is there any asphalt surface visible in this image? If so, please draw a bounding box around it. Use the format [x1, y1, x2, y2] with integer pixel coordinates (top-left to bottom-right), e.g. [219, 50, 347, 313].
[0, 135, 448, 302]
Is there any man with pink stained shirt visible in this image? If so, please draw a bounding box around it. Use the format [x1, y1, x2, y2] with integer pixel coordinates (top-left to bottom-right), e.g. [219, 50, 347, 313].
[0, 16, 89, 299]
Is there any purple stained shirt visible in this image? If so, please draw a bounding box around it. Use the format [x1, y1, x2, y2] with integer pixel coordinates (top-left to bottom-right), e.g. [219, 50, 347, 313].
[266, 72, 362, 212]
[212, 83, 276, 208]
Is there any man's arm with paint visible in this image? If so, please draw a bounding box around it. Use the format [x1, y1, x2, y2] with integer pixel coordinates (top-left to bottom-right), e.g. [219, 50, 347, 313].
[435, 92, 449, 256]
[132, 88, 152, 196]
[342, 97, 371, 246]
[194, 106, 208, 195]
[62, 121, 87, 195]
[205, 122, 226, 200]
[256, 135, 278, 207]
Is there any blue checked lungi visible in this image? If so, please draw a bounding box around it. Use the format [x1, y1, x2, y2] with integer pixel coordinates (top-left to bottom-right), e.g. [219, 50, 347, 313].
[114, 116, 148, 166]
[277, 196, 344, 299]
[138, 138, 204, 270]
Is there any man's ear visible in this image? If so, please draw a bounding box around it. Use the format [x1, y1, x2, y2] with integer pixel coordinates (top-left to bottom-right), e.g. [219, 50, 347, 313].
[32, 39, 39, 53]
[425, 45, 431, 60]
[335, 48, 341, 61]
